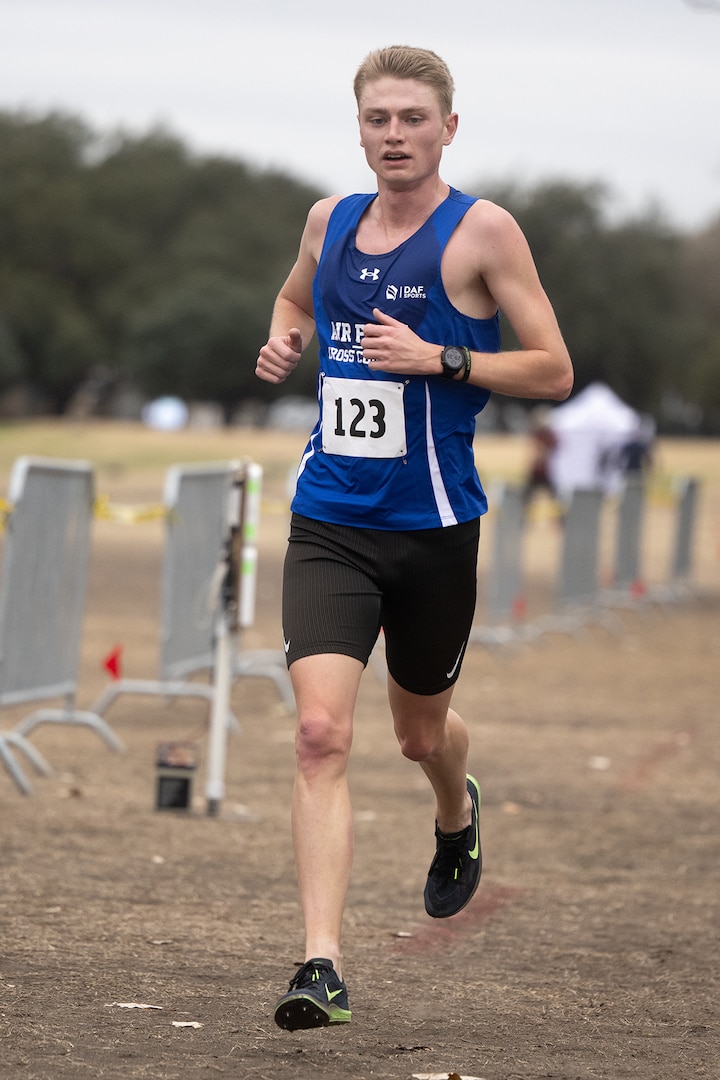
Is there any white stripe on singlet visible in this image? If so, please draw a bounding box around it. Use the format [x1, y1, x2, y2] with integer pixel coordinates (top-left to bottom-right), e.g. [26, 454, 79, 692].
[424, 382, 458, 527]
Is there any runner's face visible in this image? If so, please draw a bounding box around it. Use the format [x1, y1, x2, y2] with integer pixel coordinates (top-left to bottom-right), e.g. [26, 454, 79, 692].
[357, 77, 457, 186]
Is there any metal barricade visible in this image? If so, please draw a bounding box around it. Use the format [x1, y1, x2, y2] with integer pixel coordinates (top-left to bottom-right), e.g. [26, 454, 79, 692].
[92, 462, 293, 725]
[526, 487, 621, 638]
[646, 476, 701, 604]
[0, 457, 122, 795]
[487, 483, 526, 621]
[162, 463, 237, 680]
[670, 477, 699, 584]
[92, 462, 239, 718]
[557, 488, 604, 608]
[470, 482, 526, 647]
[614, 477, 646, 591]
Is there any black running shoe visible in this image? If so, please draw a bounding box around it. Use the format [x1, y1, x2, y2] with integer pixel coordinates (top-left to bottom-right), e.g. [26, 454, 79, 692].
[274, 958, 351, 1031]
[424, 774, 482, 918]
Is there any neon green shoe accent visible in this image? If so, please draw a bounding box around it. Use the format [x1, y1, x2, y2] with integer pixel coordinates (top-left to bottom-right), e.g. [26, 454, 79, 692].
[467, 774, 481, 860]
[327, 1003, 352, 1024]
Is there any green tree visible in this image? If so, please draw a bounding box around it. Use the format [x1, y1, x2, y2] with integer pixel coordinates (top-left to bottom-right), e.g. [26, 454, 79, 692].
[472, 180, 705, 424]
[125, 272, 271, 416]
[0, 112, 108, 408]
[678, 216, 720, 429]
[0, 311, 25, 387]
[0, 111, 322, 415]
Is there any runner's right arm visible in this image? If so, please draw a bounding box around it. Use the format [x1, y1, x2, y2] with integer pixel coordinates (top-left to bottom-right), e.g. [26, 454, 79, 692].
[256, 197, 340, 385]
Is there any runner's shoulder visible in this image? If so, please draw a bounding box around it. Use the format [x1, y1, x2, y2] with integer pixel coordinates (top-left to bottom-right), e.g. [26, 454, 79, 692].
[303, 196, 345, 255]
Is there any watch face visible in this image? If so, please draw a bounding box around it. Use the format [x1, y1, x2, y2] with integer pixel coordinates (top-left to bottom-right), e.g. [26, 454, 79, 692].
[443, 346, 465, 372]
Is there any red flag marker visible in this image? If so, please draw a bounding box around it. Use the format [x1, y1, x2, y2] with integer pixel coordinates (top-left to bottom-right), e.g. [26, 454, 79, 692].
[103, 646, 123, 680]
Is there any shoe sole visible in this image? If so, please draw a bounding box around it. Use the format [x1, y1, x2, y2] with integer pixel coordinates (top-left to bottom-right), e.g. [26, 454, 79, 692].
[274, 994, 351, 1031]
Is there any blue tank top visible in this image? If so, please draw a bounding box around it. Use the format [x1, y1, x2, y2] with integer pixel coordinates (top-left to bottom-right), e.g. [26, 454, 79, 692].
[291, 187, 501, 529]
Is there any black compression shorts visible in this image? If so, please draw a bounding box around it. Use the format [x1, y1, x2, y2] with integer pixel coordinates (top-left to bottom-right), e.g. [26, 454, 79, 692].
[282, 513, 480, 696]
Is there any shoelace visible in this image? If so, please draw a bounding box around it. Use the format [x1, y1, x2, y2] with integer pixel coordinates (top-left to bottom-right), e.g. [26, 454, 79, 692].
[430, 824, 472, 879]
[288, 959, 332, 990]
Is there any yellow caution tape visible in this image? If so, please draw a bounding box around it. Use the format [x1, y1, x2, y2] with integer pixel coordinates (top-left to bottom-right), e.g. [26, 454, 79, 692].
[0, 497, 13, 530]
[93, 495, 168, 524]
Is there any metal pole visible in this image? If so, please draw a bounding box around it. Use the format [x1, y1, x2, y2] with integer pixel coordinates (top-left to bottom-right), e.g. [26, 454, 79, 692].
[205, 609, 232, 817]
[204, 465, 246, 816]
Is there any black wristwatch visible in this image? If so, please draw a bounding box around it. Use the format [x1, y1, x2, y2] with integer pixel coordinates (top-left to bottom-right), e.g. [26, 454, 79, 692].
[440, 345, 471, 381]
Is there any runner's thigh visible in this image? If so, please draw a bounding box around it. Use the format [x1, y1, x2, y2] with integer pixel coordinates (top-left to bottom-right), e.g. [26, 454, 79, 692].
[282, 515, 382, 668]
[382, 519, 480, 696]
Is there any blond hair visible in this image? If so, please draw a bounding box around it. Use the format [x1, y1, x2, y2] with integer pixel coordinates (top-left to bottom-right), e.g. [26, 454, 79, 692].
[353, 45, 455, 117]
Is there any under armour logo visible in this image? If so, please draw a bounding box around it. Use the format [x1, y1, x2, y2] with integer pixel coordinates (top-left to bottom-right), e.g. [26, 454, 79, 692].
[360, 268, 380, 281]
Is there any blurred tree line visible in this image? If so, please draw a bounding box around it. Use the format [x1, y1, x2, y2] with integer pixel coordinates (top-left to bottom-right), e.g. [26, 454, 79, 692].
[481, 180, 720, 434]
[1, 110, 719, 432]
[0, 110, 323, 421]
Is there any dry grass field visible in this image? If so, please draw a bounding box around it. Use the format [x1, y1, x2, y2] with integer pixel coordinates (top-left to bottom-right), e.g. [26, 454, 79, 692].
[1, 420, 718, 1080]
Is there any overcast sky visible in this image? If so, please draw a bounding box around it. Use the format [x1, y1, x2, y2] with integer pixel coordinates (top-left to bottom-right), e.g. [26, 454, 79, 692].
[2, 0, 719, 229]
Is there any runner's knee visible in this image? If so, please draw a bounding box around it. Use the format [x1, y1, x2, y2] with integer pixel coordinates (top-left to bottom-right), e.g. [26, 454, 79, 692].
[396, 726, 444, 763]
[295, 711, 353, 773]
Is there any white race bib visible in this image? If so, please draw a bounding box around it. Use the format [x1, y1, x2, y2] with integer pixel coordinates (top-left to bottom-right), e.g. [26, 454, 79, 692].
[321, 377, 407, 458]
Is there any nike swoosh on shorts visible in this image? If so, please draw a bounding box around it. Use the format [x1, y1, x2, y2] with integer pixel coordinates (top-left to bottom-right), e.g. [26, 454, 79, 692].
[446, 641, 467, 679]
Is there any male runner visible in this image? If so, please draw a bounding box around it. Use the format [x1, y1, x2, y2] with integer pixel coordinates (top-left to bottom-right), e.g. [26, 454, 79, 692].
[256, 44, 573, 1031]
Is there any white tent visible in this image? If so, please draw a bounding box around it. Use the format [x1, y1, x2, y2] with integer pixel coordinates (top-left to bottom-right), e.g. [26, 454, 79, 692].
[547, 382, 641, 498]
